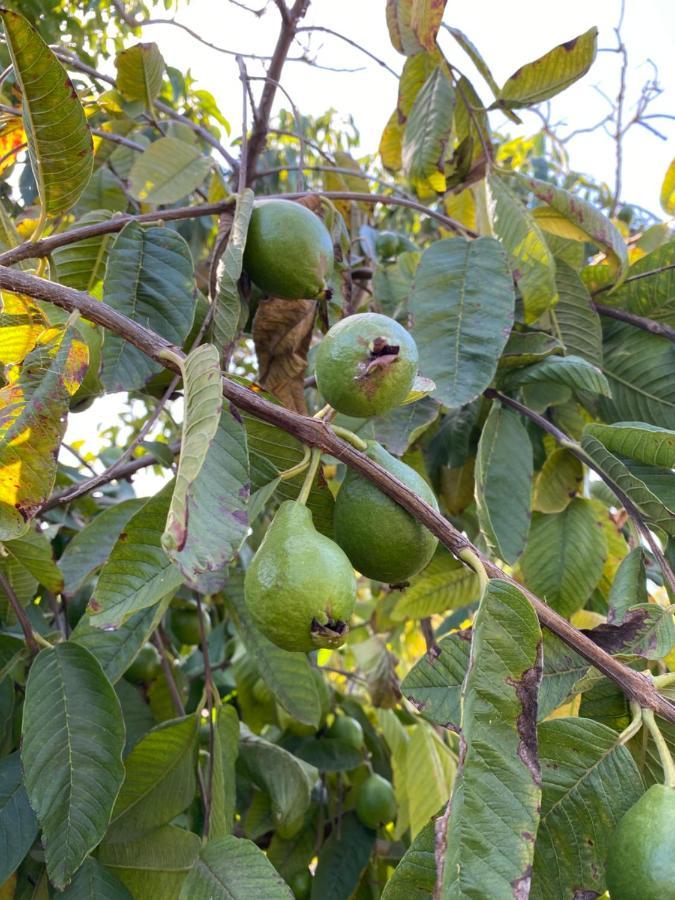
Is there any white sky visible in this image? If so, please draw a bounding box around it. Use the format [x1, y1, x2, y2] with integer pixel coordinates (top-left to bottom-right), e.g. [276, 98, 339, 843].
[64, 0, 674, 492]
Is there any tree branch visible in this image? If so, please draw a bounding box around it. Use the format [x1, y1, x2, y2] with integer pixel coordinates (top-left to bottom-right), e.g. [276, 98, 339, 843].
[593, 301, 675, 342]
[295, 26, 398, 77]
[5, 266, 674, 724]
[0, 569, 40, 655]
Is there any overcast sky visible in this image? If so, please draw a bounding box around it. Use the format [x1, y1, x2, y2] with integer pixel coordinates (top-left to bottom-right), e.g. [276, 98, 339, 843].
[64, 0, 674, 489]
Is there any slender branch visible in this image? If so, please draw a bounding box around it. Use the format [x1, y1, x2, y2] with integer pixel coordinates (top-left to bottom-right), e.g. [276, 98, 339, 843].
[9, 267, 674, 723]
[247, 75, 305, 191]
[593, 301, 675, 342]
[245, 0, 311, 182]
[236, 56, 250, 196]
[295, 26, 398, 77]
[592, 262, 675, 295]
[0, 569, 40, 655]
[91, 128, 146, 152]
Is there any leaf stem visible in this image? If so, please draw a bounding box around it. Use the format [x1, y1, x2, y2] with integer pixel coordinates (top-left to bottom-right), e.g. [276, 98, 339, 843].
[329, 424, 368, 451]
[0, 569, 42, 656]
[458, 547, 489, 601]
[278, 444, 311, 480]
[642, 708, 675, 788]
[618, 700, 643, 745]
[297, 447, 321, 505]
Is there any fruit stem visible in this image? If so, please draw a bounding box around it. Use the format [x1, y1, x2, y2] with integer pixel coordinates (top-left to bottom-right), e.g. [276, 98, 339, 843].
[330, 425, 368, 451]
[618, 701, 643, 745]
[313, 404, 333, 420]
[458, 548, 489, 601]
[653, 672, 675, 690]
[642, 708, 675, 788]
[278, 444, 311, 481]
[298, 448, 322, 506]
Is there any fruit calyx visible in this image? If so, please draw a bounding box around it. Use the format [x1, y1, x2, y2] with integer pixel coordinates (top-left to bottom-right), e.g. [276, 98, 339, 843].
[311, 617, 349, 649]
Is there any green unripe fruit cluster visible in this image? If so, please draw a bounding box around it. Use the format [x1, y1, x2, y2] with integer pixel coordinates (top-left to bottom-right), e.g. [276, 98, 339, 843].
[124, 642, 161, 685]
[315, 312, 418, 418]
[334, 441, 438, 583]
[169, 603, 211, 646]
[355, 773, 397, 829]
[245, 501, 356, 652]
[243, 199, 334, 301]
[605, 784, 675, 899]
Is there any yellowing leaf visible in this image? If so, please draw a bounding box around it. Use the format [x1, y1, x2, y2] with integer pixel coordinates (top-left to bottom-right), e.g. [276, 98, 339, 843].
[386, 0, 424, 56]
[532, 206, 589, 241]
[0, 291, 48, 365]
[0, 119, 25, 174]
[379, 110, 404, 172]
[660, 157, 675, 215]
[0, 326, 88, 540]
[410, 0, 448, 52]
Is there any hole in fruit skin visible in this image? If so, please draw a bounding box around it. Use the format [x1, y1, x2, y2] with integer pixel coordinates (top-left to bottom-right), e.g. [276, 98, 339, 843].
[311, 617, 349, 648]
[356, 337, 400, 380]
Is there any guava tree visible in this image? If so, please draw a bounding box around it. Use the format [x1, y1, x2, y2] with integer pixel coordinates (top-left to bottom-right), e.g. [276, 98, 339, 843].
[0, 1, 674, 898]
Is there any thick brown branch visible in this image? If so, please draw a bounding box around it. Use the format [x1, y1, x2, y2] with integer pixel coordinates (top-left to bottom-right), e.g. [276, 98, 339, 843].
[593, 301, 675, 342]
[5, 266, 674, 724]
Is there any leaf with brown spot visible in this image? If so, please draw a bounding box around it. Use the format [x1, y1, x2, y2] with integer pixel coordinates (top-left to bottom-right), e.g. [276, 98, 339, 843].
[386, 0, 425, 56]
[410, 0, 448, 52]
[0, 325, 88, 540]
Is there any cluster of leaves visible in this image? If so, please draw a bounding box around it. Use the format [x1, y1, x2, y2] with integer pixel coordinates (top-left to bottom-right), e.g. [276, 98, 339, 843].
[0, 1, 674, 898]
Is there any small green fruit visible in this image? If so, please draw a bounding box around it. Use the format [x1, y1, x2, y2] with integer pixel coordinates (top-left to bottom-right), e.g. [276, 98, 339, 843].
[334, 441, 438, 583]
[355, 773, 397, 829]
[245, 501, 356, 653]
[315, 313, 418, 418]
[375, 231, 404, 259]
[252, 677, 274, 705]
[288, 869, 312, 900]
[327, 714, 364, 750]
[605, 784, 675, 899]
[170, 603, 211, 646]
[243, 198, 334, 300]
[277, 705, 316, 737]
[124, 643, 161, 685]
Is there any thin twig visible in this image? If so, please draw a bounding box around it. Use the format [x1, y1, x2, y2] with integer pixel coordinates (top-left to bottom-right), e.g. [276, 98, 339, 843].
[12, 267, 675, 722]
[236, 56, 250, 196]
[248, 75, 304, 191]
[196, 595, 216, 837]
[0, 570, 40, 655]
[295, 26, 398, 77]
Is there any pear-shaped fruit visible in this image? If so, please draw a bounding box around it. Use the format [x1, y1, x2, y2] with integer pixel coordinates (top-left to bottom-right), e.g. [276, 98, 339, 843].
[124, 642, 161, 685]
[355, 773, 397, 829]
[606, 784, 675, 899]
[169, 602, 211, 645]
[327, 714, 364, 750]
[243, 199, 334, 300]
[245, 501, 356, 652]
[334, 441, 438, 583]
[315, 313, 418, 418]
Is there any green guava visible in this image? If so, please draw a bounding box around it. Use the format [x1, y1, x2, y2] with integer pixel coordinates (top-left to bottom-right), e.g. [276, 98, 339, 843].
[243, 198, 334, 300]
[355, 773, 397, 829]
[244, 501, 356, 652]
[169, 602, 211, 646]
[605, 784, 675, 899]
[314, 313, 418, 417]
[327, 714, 364, 750]
[288, 868, 312, 899]
[124, 642, 161, 685]
[334, 441, 439, 583]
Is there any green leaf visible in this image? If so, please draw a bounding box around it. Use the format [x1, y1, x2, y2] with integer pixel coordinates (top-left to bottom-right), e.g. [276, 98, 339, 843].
[287, 736, 363, 773]
[581, 431, 675, 538]
[607, 546, 648, 624]
[381, 820, 435, 899]
[0, 752, 39, 884]
[552, 259, 603, 366]
[505, 353, 610, 397]
[0, 326, 88, 540]
[497, 27, 598, 108]
[1, 525, 62, 593]
[89, 483, 184, 629]
[0, 546, 36, 621]
[530, 718, 644, 899]
[538, 631, 588, 719]
[475, 403, 533, 564]
[402, 66, 455, 188]
[21, 643, 125, 889]
[439, 580, 542, 899]
[208, 705, 240, 839]
[0, 8, 93, 215]
[391, 548, 479, 621]
[532, 448, 583, 513]
[129, 137, 211, 205]
[239, 726, 314, 835]
[585, 421, 675, 469]
[115, 42, 165, 106]
[406, 725, 455, 838]
[71, 596, 172, 684]
[105, 716, 198, 844]
[401, 631, 470, 728]
[97, 825, 200, 900]
[76, 168, 128, 214]
[590, 603, 674, 659]
[609, 240, 675, 320]
[371, 397, 440, 457]
[489, 172, 558, 322]
[410, 237, 515, 407]
[59, 857, 132, 900]
[444, 27, 500, 99]
[521, 499, 607, 617]
[311, 812, 375, 900]
[224, 575, 323, 727]
[386, 0, 425, 56]
[179, 835, 293, 900]
[599, 322, 675, 428]
[58, 499, 144, 596]
[214, 189, 254, 364]
[520, 175, 628, 284]
[163, 345, 249, 589]
[52, 211, 115, 292]
[101, 222, 195, 392]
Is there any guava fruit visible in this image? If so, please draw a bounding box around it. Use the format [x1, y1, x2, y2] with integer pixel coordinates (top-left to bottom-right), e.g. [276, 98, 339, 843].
[355, 773, 397, 829]
[243, 198, 334, 300]
[169, 602, 211, 646]
[124, 643, 161, 685]
[314, 313, 418, 417]
[288, 868, 312, 899]
[334, 441, 439, 583]
[375, 230, 404, 259]
[245, 500, 356, 652]
[327, 713, 364, 750]
[252, 677, 274, 705]
[605, 784, 675, 899]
